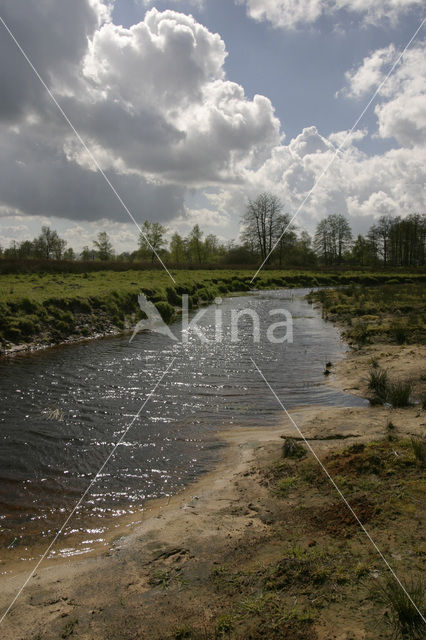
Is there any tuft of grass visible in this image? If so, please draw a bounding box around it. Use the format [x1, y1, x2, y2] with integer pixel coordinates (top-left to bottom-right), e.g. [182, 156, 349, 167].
[214, 613, 234, 637]
[368, 369, 413, 407]
[386, 421, 397, 441]
[172, 625, 193, 639]
[411, 438, 426, 466]
[373, 576, 425, 639]
[282, 437, 307, 460]
[148, 569, 171, 589]
[276, 476, 298, 497]
[387, 380, 413, 408]
[392, 324, 408, 345]
[368, 368, 389, 402]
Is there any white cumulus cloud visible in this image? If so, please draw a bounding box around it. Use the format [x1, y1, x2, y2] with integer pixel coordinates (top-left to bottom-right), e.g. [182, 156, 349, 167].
[343, 42, 426, 147]
[237, 0, 424, 29]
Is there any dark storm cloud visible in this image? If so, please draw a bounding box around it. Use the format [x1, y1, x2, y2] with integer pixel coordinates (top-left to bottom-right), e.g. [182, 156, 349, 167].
[0, 130, 185, 223]
[0, 0, 105, 121]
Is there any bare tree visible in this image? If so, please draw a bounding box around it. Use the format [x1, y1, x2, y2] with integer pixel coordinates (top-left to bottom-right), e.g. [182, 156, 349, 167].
[241, 193, 284, 262]
[314, 214, 352, 264]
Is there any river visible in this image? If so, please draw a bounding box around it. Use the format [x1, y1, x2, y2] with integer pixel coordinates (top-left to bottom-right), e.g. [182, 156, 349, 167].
[0, 288, 367, 567]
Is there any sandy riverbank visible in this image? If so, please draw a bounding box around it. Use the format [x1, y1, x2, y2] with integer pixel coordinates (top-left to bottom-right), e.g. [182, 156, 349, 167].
[0, 340, 424, 639]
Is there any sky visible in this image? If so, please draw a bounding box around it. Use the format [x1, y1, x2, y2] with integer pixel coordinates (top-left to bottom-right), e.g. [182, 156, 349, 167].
[0, 0, 425, 254]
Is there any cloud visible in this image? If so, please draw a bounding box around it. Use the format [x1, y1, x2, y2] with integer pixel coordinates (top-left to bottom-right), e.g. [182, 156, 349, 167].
[328, 128, 368, 148]
[214, 123, 426, 237]
[339, 46, 396, 98]
[0, 126, 186, 223]
[237, 0, 424, 30]
[0, 0, 425, 249]
[0, 0, 110, 122]
[0, 3, 281, 227]
[342, 42, 426, 147]
[77, 9, 281, 184]
[140, 0, 205, 8]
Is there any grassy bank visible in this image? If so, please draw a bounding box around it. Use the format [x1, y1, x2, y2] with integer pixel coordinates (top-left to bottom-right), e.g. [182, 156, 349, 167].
[0, 269, 424, 352]
[307, 282, 426, 346]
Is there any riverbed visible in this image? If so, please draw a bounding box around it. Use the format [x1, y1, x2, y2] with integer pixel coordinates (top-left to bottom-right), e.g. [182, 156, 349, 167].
[0, 289, 367, 569]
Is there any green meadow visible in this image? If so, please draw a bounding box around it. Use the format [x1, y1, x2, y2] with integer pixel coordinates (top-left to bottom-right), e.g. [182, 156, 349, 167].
[0, 269, 424, 349]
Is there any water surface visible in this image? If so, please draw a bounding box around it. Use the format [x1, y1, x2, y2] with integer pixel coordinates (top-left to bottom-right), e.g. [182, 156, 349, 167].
[0, 289, 366, 564]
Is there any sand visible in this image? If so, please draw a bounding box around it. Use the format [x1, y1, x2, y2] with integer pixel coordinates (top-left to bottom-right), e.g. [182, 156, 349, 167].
[0, 341, 424, 639]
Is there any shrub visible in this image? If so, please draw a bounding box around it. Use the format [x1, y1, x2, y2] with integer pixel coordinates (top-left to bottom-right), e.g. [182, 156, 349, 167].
[154, 301, 175, 324]
[282, 437, 307, 459]
[166, 286, 181, 306]
[373, 575, 425, 639]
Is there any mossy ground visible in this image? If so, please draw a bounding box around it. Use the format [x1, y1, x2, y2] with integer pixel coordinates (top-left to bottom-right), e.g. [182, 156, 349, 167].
[307, 282, 426, 346]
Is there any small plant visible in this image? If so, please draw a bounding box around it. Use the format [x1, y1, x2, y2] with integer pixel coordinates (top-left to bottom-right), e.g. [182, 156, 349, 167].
[368, 368, 389, 402]
[387, 380, 413, 408]
[173, 625, 192, 639]
[370, 356, 380, 369]
[373, 576, 425, 639]
[276, 476, 298, 496]
[282, 437, 306, 459]
[61, 619, 78, 639]
[391, 323, 408, 345]
[353, 321, 369, 345]
[411, 438, 426, 466]
[386, 421, 397, 441]
[148, 569, 171, 589]
[215, 613, 234, 638]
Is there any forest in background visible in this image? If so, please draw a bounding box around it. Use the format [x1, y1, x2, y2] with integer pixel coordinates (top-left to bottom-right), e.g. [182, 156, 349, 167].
[1, 193, 425, 272]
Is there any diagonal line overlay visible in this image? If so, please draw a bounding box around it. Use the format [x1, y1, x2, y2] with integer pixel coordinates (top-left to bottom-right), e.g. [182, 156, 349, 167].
[250, 16, 426, 283]
[251, 356, 426, 623]
[0, 357, 176, 625]
[0, 15, 176, 283]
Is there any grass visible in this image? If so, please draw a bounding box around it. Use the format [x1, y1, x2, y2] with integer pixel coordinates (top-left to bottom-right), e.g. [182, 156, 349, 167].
[0, 269, 424, 349]
[276, 476, 299, 496]
[411, 438, 426, 466]
[387, 380, 414, 408]
[368, 368, 413, 407]
[373, 576, 425, 639]
[205, 436, 424, 638]
[99, 433, 424, 638]
[307, 282, 426, 345]
[368, 368, 389, 401]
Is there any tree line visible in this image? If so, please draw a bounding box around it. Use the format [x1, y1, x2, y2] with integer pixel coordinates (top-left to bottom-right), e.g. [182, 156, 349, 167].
[1, 193, 424, 267]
